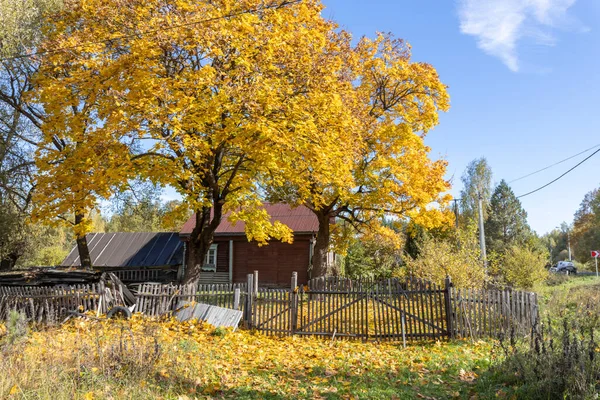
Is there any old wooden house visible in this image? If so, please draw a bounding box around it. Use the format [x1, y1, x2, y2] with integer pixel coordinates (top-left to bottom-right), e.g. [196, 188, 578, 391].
[179, 204, 319, 286]
[61, 204, 328, 286]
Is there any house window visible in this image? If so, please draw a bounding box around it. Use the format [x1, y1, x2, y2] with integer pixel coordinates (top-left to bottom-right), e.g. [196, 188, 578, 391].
[202, 244, 218, 272]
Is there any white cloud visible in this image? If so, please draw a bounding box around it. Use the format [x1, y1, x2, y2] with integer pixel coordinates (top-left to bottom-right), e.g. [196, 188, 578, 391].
[458, 0, 579, 72]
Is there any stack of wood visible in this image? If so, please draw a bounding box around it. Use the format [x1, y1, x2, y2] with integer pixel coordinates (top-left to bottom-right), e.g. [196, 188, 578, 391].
[99, 272, 137, 308]
[0, 268, 101, 286]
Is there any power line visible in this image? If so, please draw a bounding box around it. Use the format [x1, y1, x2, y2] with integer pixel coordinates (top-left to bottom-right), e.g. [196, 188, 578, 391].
[508, 143, 600, 184]
[0, 0, 300, 63]
[517, 148, 600, 199]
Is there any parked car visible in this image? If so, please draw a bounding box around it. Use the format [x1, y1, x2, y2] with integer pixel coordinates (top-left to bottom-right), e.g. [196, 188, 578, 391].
[552, 261, 577, 274]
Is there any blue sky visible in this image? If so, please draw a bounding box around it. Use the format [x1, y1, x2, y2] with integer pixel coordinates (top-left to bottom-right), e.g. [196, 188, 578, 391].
[320, 0, 600, 235]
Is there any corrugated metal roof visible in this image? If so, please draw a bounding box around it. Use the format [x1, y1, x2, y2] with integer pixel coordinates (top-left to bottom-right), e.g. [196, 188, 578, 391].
[180, 203, 319, 236]
[61, 232, 184, 268]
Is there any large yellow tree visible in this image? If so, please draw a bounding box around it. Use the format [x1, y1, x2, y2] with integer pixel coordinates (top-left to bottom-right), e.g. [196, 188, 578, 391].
[34, 0, 452, 280]
[33, 0, 359, 281]
[268, 34, 452, 277]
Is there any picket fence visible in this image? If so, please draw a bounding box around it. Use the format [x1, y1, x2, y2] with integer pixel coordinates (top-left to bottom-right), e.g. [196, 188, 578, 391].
[133, 282, 248, 316]
[0, 273, 538, 342]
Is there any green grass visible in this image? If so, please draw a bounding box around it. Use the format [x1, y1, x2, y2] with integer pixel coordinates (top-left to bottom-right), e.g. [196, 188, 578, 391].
[534, 274, 600, 320]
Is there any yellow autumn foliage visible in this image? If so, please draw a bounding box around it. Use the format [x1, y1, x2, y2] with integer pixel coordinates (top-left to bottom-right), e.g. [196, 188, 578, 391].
[30, 0, 452, 278]
[401, 227, 486, 289]
[0, 315, 492, 399]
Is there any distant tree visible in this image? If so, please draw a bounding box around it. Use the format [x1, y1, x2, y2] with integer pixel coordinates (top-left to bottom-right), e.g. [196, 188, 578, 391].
[572, 188, 600, 264]
[107, 184, 190, 233]
[403, 220, 454, 259]
[541, 227, 571, 264]
[107, 198, 190, 233]
[16, 224, 73, 268]
[485, 180, 531, 254]
[459, 158, 493, 224]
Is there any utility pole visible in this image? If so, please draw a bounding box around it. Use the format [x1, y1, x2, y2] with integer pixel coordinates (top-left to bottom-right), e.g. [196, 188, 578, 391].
[477, 193, 487, 268]
[453, 199, 459, 229]
[567, 230, 572, 261]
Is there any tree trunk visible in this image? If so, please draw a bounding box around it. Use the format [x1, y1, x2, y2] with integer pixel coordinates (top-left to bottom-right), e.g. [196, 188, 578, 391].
[0, 252, 19, 271]
[75, 213, 92, 269]
[311, 210, 332, 278]
[184, 203, 223, 284]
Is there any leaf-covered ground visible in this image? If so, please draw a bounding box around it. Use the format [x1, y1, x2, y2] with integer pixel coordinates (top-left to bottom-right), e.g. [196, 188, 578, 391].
[0, 315, 497, 399]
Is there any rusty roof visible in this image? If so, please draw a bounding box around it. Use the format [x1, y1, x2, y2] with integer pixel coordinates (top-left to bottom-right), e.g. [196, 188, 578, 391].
[61, 232, 184, 268]
[179, 203, 319, 236]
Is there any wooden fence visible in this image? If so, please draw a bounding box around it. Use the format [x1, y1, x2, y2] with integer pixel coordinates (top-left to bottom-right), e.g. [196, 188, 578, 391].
[134, 282, 248, 316]
[0, 284, 104, 324]
[0, 273, 537, 342]
[0, 281, 247, 324]
[451, 287, 538, 339]
[248, 274, 539, 342]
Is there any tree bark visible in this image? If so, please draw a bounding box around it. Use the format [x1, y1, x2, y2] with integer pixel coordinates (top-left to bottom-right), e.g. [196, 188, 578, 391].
[75, 213, 92, 269]
[311, 210, 332, 278]
[184, 203, 224, 284]
[0, 252, 19, 271]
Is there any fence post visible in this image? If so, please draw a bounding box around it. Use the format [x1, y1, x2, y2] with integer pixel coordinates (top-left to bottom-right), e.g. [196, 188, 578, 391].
[444, 276, 454, 339]
[531, 292, 538, 328]
[290, 272, 298, 334]
[234, 287, 240, 311]
[245, 273, 254, 328]
[253, 270, 259, 297]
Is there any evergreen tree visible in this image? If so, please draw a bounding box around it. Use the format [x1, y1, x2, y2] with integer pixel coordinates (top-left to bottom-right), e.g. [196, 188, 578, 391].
[485, 180, 531, 254]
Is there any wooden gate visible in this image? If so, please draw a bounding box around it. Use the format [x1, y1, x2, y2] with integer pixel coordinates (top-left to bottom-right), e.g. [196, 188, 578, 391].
[295, 278, 369, 339]
[250, 276, 452, 341]
[251, 288, 292, 335]
[369, 278, 449, 341]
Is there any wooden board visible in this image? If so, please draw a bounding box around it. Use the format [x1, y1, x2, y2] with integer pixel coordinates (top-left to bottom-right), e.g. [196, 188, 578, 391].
[175, 301, 243, 331]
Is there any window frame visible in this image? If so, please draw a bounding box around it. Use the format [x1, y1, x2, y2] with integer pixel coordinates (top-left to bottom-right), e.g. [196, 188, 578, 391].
[202, 244, 218, 272]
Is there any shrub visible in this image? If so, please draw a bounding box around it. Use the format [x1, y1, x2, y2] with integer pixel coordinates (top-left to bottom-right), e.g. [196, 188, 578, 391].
[545, 273, 569, 287]
[401, 227, 485, 288]
[5, 310, 27, 344]
[493, 245, 548, 289]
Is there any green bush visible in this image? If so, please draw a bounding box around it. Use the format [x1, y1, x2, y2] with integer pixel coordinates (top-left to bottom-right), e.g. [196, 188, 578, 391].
[544, 273, 569, 287]
[492, 245, 548, 289]
[401, 227, 485, 288]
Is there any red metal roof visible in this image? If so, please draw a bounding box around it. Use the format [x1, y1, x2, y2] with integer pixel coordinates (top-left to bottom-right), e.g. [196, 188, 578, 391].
[179, 203, 319, 236]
